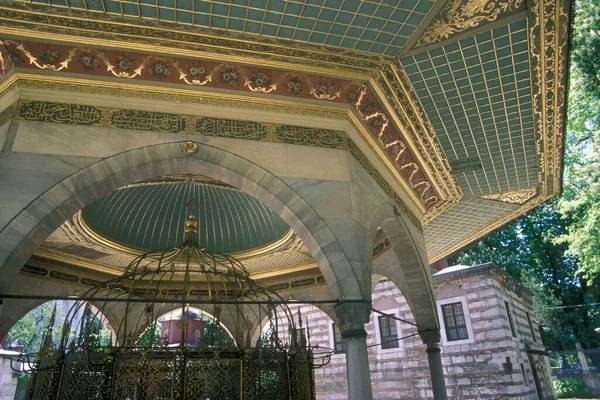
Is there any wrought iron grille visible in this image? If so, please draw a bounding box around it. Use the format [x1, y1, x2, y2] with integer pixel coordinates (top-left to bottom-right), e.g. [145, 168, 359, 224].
[22, 200, 317, 400]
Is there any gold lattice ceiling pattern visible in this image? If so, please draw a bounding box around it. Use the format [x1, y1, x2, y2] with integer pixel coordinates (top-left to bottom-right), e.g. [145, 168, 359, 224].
[0, 0, 569, 265]
[400, 19, 536, 197]
[27, 0, 435, 56]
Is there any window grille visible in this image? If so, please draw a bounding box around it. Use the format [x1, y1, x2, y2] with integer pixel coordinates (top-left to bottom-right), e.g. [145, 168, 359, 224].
[526, 312, 536, 342]
[441, 302, 468, 341]
[332, 324, 345, 354]
[505, 301, 517, 337]
[378, 315, 399, 349]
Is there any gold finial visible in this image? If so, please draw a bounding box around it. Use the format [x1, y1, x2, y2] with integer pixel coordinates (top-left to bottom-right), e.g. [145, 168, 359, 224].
[184, 199, 199, 240]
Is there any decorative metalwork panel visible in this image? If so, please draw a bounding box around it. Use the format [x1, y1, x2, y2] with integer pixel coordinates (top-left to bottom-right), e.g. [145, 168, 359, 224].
[28, 361, 55, 400]
[185, 353, 241, 399]
[244, 356, 290, 400]
[27, 349, 315, 400]
[24, 202, 317, 400]
[58, 355, 107, 400]
[112, 351, 176, 399]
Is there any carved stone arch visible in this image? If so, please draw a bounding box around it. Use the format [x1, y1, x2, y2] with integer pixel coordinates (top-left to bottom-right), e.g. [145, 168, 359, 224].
[373, 296, 399, 312]
[371, 203, 439, 341]
[436, 283, 466, 300]
[0, 141, 364, 303]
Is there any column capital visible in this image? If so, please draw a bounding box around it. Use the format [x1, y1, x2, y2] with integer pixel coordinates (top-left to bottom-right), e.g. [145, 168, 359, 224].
[419, 329, 441, 346]
[334, 300, 371, 334]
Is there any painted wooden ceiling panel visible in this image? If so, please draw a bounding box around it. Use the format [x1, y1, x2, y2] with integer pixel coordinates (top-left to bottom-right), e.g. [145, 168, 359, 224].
[81, 182, 291, 254]
[27, 0, 436, 56]
[400, 19, 537, 197]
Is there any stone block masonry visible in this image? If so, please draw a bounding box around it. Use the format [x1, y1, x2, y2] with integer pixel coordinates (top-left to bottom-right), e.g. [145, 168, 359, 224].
[283, 263, 555, 400]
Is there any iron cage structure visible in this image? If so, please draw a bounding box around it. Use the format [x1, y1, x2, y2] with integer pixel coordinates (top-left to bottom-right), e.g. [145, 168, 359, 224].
[23, 201, 317, 400]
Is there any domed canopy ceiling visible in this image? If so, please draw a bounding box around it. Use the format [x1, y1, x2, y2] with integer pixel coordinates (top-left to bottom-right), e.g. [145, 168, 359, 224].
[80, 176, 291, 255]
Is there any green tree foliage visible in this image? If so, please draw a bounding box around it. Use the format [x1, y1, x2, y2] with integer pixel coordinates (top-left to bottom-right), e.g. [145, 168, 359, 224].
[6, 301, 109, 353]
[571, 0, 600, 101]
[559, 0, 600, 284]
[448, 200, 600, 349]
[6, 302, 58, 353]
[449, 220, 523, 279]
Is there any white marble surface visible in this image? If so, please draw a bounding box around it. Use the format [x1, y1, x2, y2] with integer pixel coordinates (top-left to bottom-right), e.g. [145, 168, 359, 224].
[0, 123, 9, 150]
[12, 122, 153, 158]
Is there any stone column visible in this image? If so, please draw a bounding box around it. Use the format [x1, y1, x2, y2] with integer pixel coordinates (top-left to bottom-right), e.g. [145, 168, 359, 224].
[422, 331, 448, 400]
[576, 342, 590, 373]
[334, 301, 373, 400]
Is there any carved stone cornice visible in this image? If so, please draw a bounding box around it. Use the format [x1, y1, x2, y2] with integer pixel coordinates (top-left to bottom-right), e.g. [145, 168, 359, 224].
[414, 0, 525, 48]
[3, 93, 425, 228]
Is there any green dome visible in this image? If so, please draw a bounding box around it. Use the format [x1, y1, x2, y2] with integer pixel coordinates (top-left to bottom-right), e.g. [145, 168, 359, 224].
[80, 180, 290, 254]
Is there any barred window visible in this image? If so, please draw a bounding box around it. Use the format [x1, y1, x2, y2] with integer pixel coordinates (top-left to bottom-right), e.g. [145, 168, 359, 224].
[378, 315, 399, 349]
[505, 301, 517, 337]
[332, 323, 345, 354]
[521, 364, 529, 386]
[526, 312, 536, 342]
[441, 302, 468, 341]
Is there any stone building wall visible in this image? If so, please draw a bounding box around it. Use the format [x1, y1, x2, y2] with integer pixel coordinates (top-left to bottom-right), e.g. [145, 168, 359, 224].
[287, 263, 555, 400]
[0, 356, 18, 400]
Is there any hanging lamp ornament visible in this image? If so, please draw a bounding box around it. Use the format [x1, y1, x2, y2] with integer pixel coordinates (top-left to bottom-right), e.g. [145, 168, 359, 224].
[24, 199, 316, 400]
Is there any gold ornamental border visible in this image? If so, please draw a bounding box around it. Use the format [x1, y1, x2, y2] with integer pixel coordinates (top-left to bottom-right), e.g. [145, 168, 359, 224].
[0, 0, 570, 263]
[0, 34, 456, 210]
[2, 74, 428, 227]
[24, 228, 395, 291]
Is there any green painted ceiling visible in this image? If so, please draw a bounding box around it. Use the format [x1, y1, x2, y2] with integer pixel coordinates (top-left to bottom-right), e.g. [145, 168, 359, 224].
[29, 0, 435, 56]
[400, 19, 537, 197]
[81, 182, 290, 254]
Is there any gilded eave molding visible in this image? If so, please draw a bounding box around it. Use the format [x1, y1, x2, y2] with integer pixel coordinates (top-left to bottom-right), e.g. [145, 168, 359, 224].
[0, 1, 387, 75]
[0, 0, 571, 263]
[0, 2, 464, 215]
[0, 80, 426, 226]
[0, 39, 453, 216]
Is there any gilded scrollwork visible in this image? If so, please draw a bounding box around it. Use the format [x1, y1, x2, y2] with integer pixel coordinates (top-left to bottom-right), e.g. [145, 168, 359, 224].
[197, 117, 269, 141]
[479, 188, 537, 204]
[0, 46, 6, 77]
[0, 40, 75, 71]
[0, 36, 438, 209]
[348, 140, 422, 229]
[376, 64, 462, 211]
[111, 109, 186, 133]
[415, 0, 525, 48]
[0, 1, 385, 72]
[528, 0, 569, 197]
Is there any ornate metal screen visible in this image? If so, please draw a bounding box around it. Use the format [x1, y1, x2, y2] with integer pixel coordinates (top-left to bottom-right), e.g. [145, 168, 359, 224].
[28, 348, 314, 399]
[23, 200, 316, 400]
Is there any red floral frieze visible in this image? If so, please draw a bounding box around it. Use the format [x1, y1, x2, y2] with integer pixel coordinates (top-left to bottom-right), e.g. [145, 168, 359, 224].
[0, 38, 439, 208]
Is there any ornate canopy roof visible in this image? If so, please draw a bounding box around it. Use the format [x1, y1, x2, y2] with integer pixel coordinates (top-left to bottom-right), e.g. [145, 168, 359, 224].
[0, 0, 570, 269]
[80, 175, 291, 255]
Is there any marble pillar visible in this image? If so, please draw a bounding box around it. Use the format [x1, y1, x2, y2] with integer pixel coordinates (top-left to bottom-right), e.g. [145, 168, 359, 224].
[422, 331, 448, 400]
[335, 301, 373, 400]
